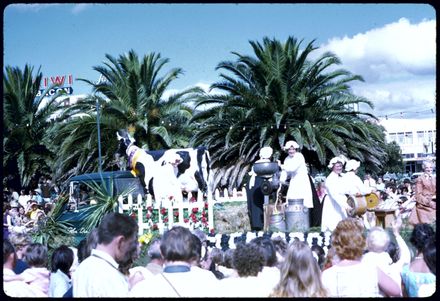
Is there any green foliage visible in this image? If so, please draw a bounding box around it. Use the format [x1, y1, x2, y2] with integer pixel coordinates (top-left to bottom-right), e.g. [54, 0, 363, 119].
[77, 179, 135, 232]
[383, 141, 405, 174]
[191, 36, 387, 190]
[47, 50, 201, 187]
[29, 196, 75, 257]
[3, 64, 64, 189]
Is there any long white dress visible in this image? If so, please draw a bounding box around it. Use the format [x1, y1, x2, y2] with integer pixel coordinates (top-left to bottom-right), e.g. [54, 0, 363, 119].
[321, 172, 349, 232]
[344, 171, 373, 196]
[283, 153, 313, 208]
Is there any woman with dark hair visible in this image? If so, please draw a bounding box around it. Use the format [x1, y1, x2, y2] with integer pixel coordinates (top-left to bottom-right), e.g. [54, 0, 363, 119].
[417, 236, 436, 297]
[20, 243, 50, 296]
[423, 236, 436, 275]
[3, 239, 45, 297]
[401, 223, 436, 297]
[49, 245, 74, 297]
[216, 242, 273, 297]
[249, 236, 280, 294]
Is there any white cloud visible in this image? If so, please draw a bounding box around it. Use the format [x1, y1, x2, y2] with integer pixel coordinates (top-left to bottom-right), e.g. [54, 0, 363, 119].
[352, 78, 435, 118]
[315, 18, 436, 119]
[319, 18, 435, 82]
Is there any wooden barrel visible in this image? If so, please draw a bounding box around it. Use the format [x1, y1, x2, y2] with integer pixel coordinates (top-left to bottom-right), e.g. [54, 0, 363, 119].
[346, 195, 367, 216]
[365, 193, 379, 209]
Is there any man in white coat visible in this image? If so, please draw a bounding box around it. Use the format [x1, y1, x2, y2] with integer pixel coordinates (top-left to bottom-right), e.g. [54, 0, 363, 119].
[321, 156, 351, 232]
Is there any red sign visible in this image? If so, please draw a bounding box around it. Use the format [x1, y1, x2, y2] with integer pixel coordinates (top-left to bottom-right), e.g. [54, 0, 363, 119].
[41, 74, 73, 88]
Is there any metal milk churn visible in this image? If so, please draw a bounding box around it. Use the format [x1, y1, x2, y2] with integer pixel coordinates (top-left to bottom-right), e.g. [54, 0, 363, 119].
[285, 198, 309, 232]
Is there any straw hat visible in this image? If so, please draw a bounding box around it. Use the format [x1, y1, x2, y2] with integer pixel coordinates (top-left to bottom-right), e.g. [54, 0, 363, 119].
[283, 140, 299, 150]
[345, 159, 360, 172]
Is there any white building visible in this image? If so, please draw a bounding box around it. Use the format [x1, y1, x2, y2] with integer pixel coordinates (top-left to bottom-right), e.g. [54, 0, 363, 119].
[379, 118, 436, 173]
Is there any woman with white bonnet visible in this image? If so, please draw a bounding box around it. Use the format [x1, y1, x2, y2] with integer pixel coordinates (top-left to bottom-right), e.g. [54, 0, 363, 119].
[280, 141, 320, 226]
[321, 155, 351, 232]
[344, 159, 376, 226]
[152, 151, 184, 204]
[246, 146, 274, 230]
[344, 159, 374, 197]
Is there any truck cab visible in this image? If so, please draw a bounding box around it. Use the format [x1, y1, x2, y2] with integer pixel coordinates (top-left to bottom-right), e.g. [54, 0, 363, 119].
[67, 171, 145, 211]
[59, 171, 145, 244]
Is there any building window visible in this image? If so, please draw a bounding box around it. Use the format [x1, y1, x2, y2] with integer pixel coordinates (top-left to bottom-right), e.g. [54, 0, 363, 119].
[404, 132, 413, 144]
[397, 132, 405, 144]
[387, 132, 397, 143]
[417, 131, 424, 143]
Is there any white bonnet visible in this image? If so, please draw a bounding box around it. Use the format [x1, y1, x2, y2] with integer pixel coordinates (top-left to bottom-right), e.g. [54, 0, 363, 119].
[345, 159, 360, 172]
[327, 155, 347, 169]
[259, 146, 273, 160]
[283, 140, 299, 150]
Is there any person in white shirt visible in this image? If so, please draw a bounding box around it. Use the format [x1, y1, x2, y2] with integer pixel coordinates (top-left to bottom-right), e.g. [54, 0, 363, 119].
[280, 141, 313, 210]
[321, 155, 351, 232]
[18, 189, 30, 209]
[246, 146, 275, 230]
[152, 151, 183, 204]
[49, 245, 74, 297]
[129, 225, 220, 297]
[344, 160, 374, 197]
[9, 188, 19, 203]
[73, 212, 139, 297]
[321, 218, 401, 297]
[363, 173, 377, 191]
[344, 159, 375, 225]
[3, 239, 46, 297]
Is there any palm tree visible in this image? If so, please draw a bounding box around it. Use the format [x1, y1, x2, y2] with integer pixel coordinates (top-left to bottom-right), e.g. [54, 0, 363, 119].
[48, 50, 201, 186]
[3, 65, 65, 189]
[191, 37, 387, 190]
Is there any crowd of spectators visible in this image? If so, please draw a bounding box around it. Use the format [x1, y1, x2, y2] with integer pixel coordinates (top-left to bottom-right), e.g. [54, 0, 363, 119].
[3, 212, 436, 297]
[2, 167, 435, 297]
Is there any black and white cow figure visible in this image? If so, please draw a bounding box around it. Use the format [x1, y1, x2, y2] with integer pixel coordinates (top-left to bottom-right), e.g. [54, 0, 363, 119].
[116, 129, 211, 201]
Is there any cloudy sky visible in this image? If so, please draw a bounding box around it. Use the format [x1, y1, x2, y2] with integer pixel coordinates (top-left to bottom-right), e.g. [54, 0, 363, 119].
[4, 3, 436, 119]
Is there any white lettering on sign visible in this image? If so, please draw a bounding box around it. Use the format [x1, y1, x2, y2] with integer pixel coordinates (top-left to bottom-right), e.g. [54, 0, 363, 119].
[36, 86, 73, 97]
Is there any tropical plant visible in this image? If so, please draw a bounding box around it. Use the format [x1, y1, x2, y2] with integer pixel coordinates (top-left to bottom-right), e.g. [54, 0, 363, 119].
[3, 64, 65, 189]
[76, 179, 136, 232]
[30, 195, 75, 253]
[47, 50, 201, 185]
[191, 36, 387, 190]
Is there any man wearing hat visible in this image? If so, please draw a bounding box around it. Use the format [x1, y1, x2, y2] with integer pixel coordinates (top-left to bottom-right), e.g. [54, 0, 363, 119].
[246, 146, 274, 230]
[321, 155, 352, 232]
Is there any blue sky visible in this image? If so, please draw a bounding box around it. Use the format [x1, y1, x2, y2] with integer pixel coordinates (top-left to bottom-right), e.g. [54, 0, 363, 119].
[3, 3, 436, 119]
